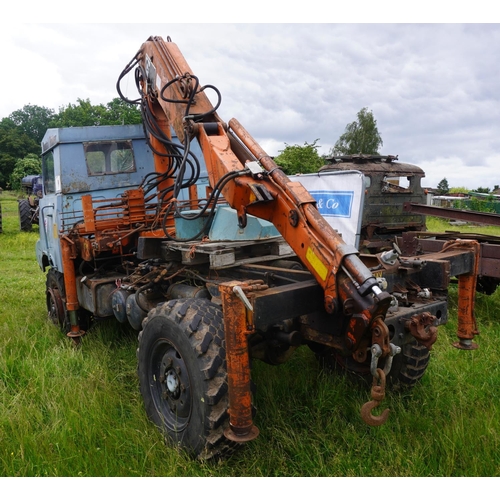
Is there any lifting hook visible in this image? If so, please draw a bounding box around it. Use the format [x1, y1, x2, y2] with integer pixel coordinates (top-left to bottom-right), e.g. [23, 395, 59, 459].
[360, 368, 390, 427]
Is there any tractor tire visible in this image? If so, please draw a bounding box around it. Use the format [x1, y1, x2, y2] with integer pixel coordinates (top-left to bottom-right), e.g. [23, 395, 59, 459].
[18, 199, 33, 232]
[137, 298, 234, 459]
[46, 268, 91, 334]
[317, 338, 430, 390]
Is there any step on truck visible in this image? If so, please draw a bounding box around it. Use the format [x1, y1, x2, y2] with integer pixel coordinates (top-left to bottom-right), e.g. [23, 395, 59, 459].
[35, 36, 482, 459]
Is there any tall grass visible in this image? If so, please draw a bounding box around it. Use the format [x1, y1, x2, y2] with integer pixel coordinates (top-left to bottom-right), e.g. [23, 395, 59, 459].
[1, 197, 499, 477]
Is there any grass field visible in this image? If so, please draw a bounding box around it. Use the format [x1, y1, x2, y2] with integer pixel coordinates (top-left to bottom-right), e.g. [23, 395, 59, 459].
[1, 191, 500, 478]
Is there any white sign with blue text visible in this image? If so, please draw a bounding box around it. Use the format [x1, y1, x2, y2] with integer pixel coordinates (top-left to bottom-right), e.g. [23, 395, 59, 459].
[290, 170, 365, 248]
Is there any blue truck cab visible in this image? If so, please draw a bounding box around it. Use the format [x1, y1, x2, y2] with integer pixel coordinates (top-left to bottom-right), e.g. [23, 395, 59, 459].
[36, 124, 154, 272]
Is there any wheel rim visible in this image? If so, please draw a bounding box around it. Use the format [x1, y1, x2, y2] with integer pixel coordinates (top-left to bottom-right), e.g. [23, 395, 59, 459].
[47, 287, 65, 327]
[151, 339, 192, 431]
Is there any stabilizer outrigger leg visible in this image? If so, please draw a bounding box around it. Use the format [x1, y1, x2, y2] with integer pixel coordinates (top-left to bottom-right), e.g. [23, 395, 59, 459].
[60, 236, 86, 344]
[443, 240, 481, 350]
[220, 280, 266, 443]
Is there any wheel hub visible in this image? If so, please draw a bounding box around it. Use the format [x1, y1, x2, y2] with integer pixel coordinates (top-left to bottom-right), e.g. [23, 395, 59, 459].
[166, 369, 180, 397]
[159, 347, 191, 419]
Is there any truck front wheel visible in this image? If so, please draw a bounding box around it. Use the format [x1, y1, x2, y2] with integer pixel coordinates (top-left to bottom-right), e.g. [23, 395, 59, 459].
[46, 268, 68, 330]
[46, 268, 91, 334]
[137, 298, 233, 459]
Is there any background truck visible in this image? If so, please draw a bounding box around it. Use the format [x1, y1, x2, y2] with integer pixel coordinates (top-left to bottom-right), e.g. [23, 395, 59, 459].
[319, 154, 427, 253]
[35, 36, 481, 459]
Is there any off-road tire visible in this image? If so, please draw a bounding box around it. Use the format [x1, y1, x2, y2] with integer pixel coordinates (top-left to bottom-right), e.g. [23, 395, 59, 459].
[18, 199, 33, 232]
[317, 338, 430, 390]
[46, 268, 68, 331]
[476, 276, 499, 296]
[388, 340, 430, 389]
[137, 298, 233, 459]
[46, 268, 91, 334]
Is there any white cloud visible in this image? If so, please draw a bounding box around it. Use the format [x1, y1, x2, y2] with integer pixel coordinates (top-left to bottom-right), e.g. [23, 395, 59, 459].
[418, 156, 499, 190]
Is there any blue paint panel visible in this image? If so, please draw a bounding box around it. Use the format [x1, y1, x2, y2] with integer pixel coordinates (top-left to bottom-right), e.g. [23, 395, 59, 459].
[308, 191, 354, 218]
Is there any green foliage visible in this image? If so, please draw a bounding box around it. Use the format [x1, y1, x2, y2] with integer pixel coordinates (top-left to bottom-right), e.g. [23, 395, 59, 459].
[9, 104, 56, 144]
[50, 98, 142, 128]
[453, 196, 498, 214]
[332, 107, 383, 155]
[437, 177, 450, 194]
[0, 119, 39, 189]
[104, 98, 143, 125]
[50, 98, 109, 128]
[475, 186, 491, 194]
[449, 186, 469, 194]
[274, 139, 324, 175]
[9, 154, 42, 191]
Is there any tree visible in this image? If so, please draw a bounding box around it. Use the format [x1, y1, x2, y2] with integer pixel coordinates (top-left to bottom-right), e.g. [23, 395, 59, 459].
[9, 104, 55, 144]
[274, 139, 324, 175]
[449, 186, 470, 194]
[437, 178, 450, 195]
[475, 186, 491, 194]
[50, 98, 109, 128]
[9, 154, 41, 191]
[50, 97, 142, 128]
[104, 98, 142, 125]
[332, 107, 383, 156]
[0, 118, 39, 189]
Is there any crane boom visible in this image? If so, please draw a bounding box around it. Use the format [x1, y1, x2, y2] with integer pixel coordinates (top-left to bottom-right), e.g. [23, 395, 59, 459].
[126, 35, 391, 323]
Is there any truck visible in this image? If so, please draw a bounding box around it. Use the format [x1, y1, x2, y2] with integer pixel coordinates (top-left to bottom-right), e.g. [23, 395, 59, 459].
[35, 36, 481, 459]
[318, 154, 427, 253]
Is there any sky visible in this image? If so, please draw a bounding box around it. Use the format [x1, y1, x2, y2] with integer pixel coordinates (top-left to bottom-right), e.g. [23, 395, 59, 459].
[1, 6, 499, 190]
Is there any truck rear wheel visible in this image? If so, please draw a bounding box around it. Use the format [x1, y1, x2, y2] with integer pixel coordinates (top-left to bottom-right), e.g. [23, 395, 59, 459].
[317, 338, 430, 389]
[137, 298, 233, 459]
[18, 199, 33, 232]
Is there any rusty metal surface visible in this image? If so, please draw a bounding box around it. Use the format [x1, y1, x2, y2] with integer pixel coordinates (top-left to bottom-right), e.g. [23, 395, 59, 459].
[403, 202, 500, 226]
[220, 280, 262, 442]
[320, 155, 425, 177]
[399, 233, 500, 280]
[406, 312, 438, 350]
[360, 368, 390, 426]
